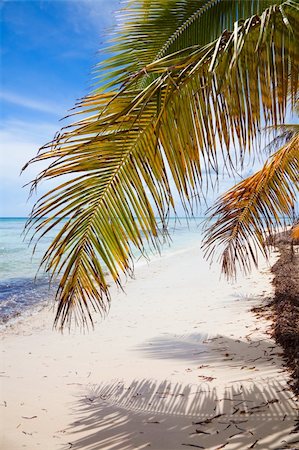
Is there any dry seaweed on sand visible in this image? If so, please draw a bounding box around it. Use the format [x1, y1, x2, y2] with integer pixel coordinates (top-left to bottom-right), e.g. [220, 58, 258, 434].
[260, 231, 299, 395]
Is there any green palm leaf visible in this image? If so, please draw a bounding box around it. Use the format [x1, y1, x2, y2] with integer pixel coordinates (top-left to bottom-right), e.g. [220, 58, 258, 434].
[99, 0, 287, 90]
[25, 0, 299, 328]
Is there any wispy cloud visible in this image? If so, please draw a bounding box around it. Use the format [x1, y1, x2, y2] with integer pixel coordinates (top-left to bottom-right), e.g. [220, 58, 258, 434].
[0, 118, 58, 175]
[67, 0, 120, 37]
[0, 117, 60, 216]
[1, 91, 63, 115]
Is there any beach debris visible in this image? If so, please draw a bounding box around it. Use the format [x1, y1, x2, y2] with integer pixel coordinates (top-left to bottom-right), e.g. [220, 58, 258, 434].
[248, 357, 262, 363]
[145, 420, 160, 424]
[234, 400, 253, 407]
[268, 398, 279, 404]
[248, 440, 259, 448]
[192, 414, 224, 425]
[195, 429, 210, 435]
[197, 376, 216, 382]
[239, 409, 257, 415]
[242, 399, 279, 413]
[181, 444, 205, 449]
[22, 431, 33, 435]
[21, 415, 37, 419]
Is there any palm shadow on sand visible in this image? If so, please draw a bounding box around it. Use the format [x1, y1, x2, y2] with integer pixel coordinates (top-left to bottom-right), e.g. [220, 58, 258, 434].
[61, 334, 298, 450]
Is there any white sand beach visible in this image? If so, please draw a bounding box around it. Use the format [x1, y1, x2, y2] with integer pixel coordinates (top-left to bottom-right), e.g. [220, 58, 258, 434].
[1, 245, 298, 450]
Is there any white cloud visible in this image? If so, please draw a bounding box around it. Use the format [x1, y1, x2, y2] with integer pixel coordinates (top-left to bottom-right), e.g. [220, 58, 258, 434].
[0, 118, 60, 216]
[0, 91, 63, 115]
[68, 0, 120, 32]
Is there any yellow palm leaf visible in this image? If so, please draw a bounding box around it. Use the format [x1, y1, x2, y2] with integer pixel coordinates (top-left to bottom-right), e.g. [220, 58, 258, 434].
[202, 133, 299, 277]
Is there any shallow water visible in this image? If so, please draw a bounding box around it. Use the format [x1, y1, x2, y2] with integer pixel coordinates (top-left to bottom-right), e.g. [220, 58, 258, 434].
[0, 217, 204, 322]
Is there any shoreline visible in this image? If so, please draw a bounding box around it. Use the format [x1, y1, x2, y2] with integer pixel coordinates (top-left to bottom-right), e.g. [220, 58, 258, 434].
[1, 245, 298, 449]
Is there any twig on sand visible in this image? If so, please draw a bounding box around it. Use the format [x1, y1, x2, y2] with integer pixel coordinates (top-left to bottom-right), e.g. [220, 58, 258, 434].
[231, 419, 248, 424]
[248, 440, 259, 448]
[235, 400, 253, 407]
[246, 399, 278, 412]
[182, 444, 205, 449]
[248, 357, 262, 363]
[192, 414, 224, 425]
[21, 415, 37, 419]
[198, 376, 216, 382]
[192, 420, 208, 425]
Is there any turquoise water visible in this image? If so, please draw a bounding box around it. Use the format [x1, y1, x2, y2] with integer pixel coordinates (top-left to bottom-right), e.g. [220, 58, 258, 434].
[0, 217, 204, 322]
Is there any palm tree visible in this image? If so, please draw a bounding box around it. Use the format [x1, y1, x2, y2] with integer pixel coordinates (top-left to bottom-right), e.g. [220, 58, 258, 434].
[24, 0, 299, 328]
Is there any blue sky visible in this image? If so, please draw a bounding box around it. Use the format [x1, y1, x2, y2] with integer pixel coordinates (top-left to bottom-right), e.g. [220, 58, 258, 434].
[1, 1, 296, 218]
[0, 0, 259, 218]
[1, 0, 120, 216]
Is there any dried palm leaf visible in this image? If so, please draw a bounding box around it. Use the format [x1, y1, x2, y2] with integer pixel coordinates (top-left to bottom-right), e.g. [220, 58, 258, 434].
[202, 133, 299, 277]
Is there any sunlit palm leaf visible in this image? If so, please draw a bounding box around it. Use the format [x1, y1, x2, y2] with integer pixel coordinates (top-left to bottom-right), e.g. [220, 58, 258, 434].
[202, 133, 299, 277]
[26, 1, 299, 328]
[99, 0, 286, 89]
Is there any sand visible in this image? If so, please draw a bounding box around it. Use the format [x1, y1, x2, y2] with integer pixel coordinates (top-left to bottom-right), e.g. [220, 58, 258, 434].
[1, 245, 298, 450]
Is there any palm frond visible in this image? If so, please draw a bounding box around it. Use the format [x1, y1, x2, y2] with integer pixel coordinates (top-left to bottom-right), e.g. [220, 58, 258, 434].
[26, 1, 299, 328]
[98, 0, 286, 90]
[202, 133, 299, 277]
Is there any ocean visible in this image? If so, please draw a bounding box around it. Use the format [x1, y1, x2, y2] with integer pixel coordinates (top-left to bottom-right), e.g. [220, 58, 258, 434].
[0, 217, 204, 323]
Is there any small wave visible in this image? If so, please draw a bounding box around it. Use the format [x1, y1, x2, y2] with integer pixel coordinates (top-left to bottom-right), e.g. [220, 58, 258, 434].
[0, 277, 56, 324]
